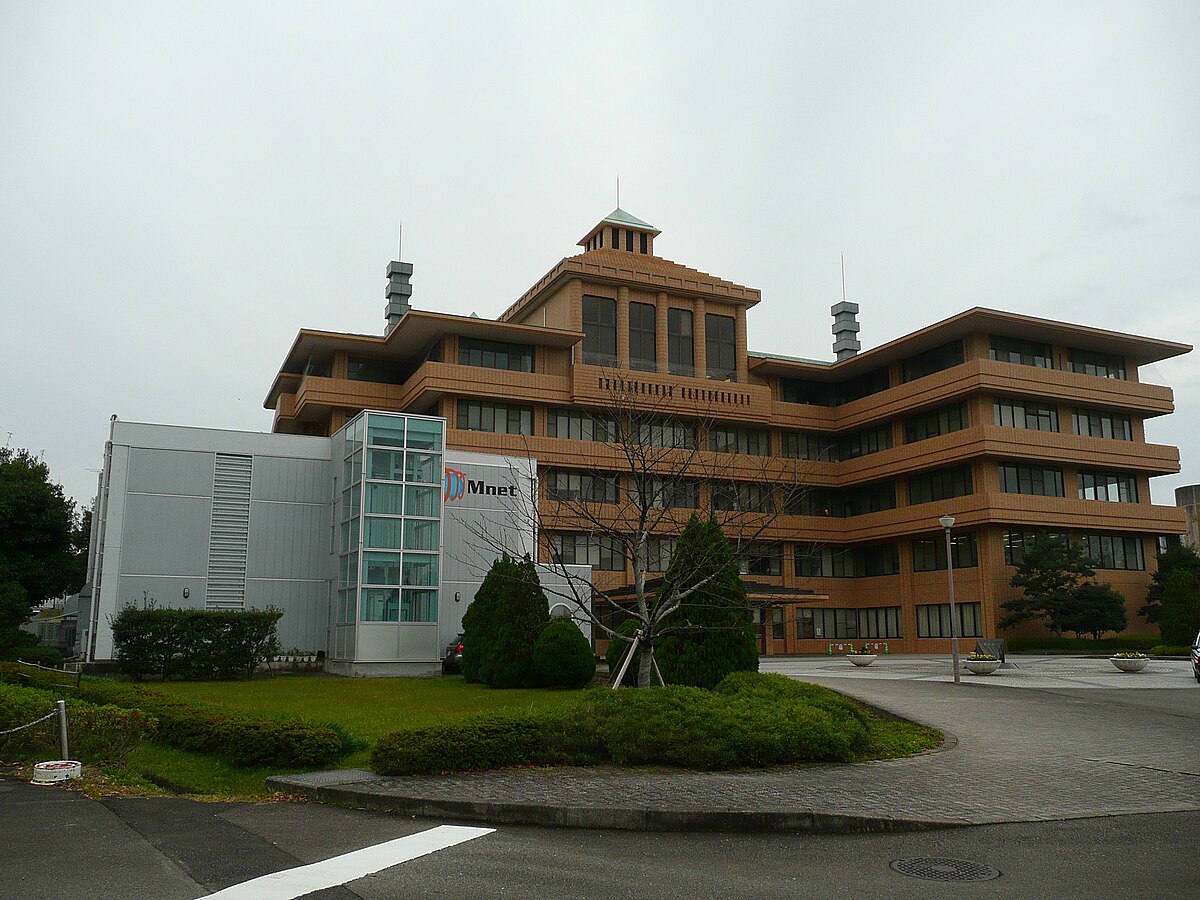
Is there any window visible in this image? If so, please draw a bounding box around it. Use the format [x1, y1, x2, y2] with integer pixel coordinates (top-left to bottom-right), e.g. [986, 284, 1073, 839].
[912, 533, 978, 571]
[582, 295, 617, 366]
[549, 533, 625, 570]
[629, 302, 657, 372]
[709, 425, 770, 455]
[790, 483, 896, 517]
[626, 230, 634, 252]
[636, 419, 695, 449]
[458, 337, 534, 373]
[712, 482, 773, 513]
[456, 400, 532, 435]
[796, 607, 903, 640]
[630, 476, 699, 509]
[1073, 408, 1133, 441]
[1003, 530, 1067, 565]
[999, 463, 1065, 497]
[1068, 348, 1126, 380]
[795, 543, 899, 577]
[908, 465, 973, 505]
[705, 313, 737, 381]
[638, 537, 678, 572]
[1078, 471, 1138, 503]
[989, 335, 1053, 368]
[640, 233, 648, 254]
[547, 409, 616, 442]
[347, 356, 405, 384]
[737, 541, 781, 576]
[667, 309, 694, 376]
[837, 424, 893, 460]
[780, 378, 835, 407]
[901, 340, 964, 383]
[994, 398, 1059, 432]
[545, 470, 619, 503]
[781, 431, 837, 461]
[917, 602, 982, 638]
[905, 402, 969, 443]
[837, 368, 890, 404]
[1081, 533, 1145, 570]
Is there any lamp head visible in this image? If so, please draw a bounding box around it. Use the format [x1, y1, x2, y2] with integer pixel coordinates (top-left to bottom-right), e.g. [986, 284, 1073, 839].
[938, 515, 955, 530]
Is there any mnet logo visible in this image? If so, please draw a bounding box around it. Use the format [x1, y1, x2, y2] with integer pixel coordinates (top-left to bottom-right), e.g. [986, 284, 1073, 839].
[444, 467, 519, 503]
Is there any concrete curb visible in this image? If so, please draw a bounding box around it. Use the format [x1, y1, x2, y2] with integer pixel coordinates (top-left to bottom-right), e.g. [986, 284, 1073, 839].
[266, 774, 968, 834]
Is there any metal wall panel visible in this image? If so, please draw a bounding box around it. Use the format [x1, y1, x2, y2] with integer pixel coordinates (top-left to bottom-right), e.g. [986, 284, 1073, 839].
[206, 454, 253, 609]
[245, 580, 328, 652]
[119, 493, 211, 575]
[251, 456, 332, 504]
[127, 447, 214, 496]
[246, 502, 330, 580]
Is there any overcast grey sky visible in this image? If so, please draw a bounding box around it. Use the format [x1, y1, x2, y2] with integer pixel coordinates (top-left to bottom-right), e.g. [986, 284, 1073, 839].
[2, 1, 1198, 510]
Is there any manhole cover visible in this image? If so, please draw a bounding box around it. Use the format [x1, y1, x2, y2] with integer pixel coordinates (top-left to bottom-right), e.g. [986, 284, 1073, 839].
[889, 857, 1001, 882]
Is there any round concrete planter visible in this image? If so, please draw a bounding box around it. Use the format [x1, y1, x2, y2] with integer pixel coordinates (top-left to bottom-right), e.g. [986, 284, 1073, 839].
[964, 658, 1001, 675]
[1110, 656, 1149, 673]
[847, 654, 877, 667]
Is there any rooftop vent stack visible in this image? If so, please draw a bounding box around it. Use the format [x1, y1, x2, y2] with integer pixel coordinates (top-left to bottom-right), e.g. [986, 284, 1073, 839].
[384, 260, 413, 335]
[831, 301, 861, 361]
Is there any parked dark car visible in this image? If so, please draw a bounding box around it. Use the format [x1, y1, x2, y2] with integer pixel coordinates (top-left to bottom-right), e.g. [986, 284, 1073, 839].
[442, 633, 465, 675]
[1191, 629, 1200, 683]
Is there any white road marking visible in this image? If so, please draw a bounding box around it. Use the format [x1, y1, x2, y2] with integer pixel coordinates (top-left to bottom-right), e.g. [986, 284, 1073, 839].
[197, 824, 495, 899]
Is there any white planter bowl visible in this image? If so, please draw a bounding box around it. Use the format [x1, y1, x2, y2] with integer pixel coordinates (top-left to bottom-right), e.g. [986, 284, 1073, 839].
[848, 654, 876, 667]
[964, 659, 1001, 675]
[1110, 656, 1148, 673]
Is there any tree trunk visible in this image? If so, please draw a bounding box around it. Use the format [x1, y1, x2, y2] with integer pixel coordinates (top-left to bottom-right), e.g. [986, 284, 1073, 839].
[638, 637, 655, 688]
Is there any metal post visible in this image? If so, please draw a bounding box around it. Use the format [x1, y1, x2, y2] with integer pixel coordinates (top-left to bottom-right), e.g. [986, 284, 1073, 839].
[942, 521, 961, 684]
[55, 700, 69, 759]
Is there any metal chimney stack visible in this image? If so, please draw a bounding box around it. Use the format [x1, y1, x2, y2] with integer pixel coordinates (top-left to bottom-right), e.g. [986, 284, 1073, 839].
[831, 301, 860, 361]
[384, 261, 413, 335]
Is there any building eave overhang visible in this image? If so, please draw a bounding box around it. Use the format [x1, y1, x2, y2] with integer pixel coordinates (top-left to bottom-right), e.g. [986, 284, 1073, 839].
[263, 312, 584, 409]
[748, 307, 1191, 380]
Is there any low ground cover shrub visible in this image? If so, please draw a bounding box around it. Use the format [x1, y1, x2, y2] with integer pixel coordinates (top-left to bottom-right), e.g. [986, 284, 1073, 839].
[370, 671, 879, 775]
[0, 681, 155, 764]
[0, 663, 345, 768]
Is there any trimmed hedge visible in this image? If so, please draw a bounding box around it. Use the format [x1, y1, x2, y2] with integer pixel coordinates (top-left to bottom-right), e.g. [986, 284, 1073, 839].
[370, 671, 873, 775]
[0, 681, 155, 764]
[110, 606, 282, 680]
[1004, 634, 1160, 654]
[1150, 645, 1191, 657]
[1, 663, 345, 768]
[533, 618, 596, 688]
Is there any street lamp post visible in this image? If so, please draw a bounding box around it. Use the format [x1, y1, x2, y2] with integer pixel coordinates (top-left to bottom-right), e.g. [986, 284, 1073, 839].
[939, 514, 961, 684]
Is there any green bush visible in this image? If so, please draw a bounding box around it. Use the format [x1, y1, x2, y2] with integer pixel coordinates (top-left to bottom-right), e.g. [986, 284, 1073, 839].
[1158, 570, 1200, 647]
[462, 555, 550, 688]
[1004, 634, 1160, 654]
[1, 663, 344, 768]
[533, 618, 596, 688]
[1149, 645, 1191, 657]
[110, 606, 282, 680]
[0, 681, 155, 764]
[369, 672, 875, 775]
[604, 619, 642, 687]
[4, 643, 64, 667]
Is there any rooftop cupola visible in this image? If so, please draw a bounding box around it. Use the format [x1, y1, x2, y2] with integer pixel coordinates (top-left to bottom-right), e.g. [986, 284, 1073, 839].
[578, 208, 661, 255]
[384, 260, 413, 335]
[832, 300, 861, 361]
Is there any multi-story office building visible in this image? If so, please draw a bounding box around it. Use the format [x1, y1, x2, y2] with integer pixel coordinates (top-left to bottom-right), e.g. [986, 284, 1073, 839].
[265, 208, 1189, 654]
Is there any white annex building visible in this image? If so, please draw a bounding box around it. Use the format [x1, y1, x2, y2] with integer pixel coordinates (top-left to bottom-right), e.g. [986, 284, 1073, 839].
[74, 412, 589, 675]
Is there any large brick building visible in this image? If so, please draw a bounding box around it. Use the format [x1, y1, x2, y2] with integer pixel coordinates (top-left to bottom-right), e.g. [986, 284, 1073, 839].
[265, 208, 1190, 654]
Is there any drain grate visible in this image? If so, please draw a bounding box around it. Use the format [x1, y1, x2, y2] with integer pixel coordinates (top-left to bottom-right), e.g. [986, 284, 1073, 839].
[889, 857, 1002, 882]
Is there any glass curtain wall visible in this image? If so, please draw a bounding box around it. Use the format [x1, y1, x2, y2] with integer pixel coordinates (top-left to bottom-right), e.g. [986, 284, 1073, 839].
[336, 412, 444, 627]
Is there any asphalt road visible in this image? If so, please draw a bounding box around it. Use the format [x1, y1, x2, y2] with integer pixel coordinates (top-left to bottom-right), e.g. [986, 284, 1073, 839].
[2, 777, 1194, 900]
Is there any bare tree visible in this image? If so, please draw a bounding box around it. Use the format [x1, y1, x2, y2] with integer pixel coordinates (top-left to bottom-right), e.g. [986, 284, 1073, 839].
[460, 377, 815, 688]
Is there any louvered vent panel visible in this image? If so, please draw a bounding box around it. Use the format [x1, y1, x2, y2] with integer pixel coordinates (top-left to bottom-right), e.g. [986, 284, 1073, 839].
[206, 454, 252, 609]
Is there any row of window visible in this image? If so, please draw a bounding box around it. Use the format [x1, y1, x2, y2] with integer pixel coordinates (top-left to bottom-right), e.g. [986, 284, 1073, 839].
[1002, 529, 1146, 570]
[790, 603, 983, 640]
[989, 337, 1128, 379]
[994, 399, 1134, 440]
[582, 296, 738, 380]
[999, 463, 1139, 502]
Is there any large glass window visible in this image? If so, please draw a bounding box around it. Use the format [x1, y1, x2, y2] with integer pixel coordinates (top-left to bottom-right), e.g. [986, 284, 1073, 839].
[363, 551, 402, 585]
[1081, 533, 1145, 570]
[629, 476, 699, 509]
[549, 533, 625, 570]
[404, 485, 440, 518]
[367, 417, 406, 448]
[790, 482, 896, 517]
[545, 469, 620, 503]
[999, 463, 1065, 497]
[905, 402, 968, 443]
[737, 541, 781, 576]
[781, 431, 837, 461]
[1003, 530, 1067, 565]
[629, 302, 657, 372]
[1078, 471, 1138, 503]
[667, 309, 694, 376]
[1067, 348, 1126, 380]
[456, 400, 532, 435]
[403, 519, 440, 551]
[547, 409, 616, 442]
[402, 553, 439, 586]
[404, 418, 442, 450]
[368, 448, 404, 481]
[837, 424, 893, 460]
[705, 313, 736, 381]
[636, 419, 695, 449]
[780, 378, 835, 407]
[638, 537, 678, 573]
[712, 482, 773, 513]
[363, 517, 403, 549]
[994, 398, 1059, 432]
[908, 465, 973, 505]
[917, 602, 982, 638]
[709, 425, 770, 455]
[458, 337, 534, 372]
[912, 533, 978, 571]
[796, 607, 903, 640]
[582, 295, 617, 366]
[1073, 408, 1133, 441]
[366, 482, 405, 515]
[989, 335, 1053, 368]
[347, 357, 405, 384]
[900, 340, 964, 383]
[795, 543, 899, 578]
